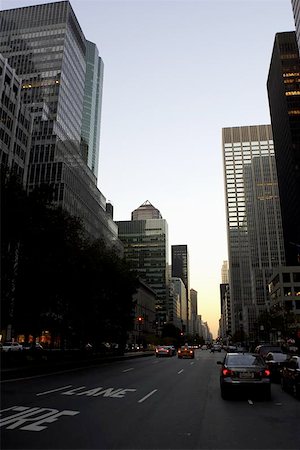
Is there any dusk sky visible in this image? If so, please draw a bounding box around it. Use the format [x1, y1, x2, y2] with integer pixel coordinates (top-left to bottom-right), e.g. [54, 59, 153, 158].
[2, 0, 296, 337]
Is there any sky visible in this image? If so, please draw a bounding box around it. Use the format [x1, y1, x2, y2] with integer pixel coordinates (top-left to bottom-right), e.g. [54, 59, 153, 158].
[1, 0, 296, 338]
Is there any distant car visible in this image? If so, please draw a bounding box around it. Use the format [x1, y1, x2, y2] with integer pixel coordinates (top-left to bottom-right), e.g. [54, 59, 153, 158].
[280, 355, 300, 399]
[23, 343, 44, 351]
[2, 342, 23, 352]
[254, 345, 282, 359]
[165, 345, 176, 356]
[226, 345, 238, 352]
[201, 345, 208, 350]
[211, 344, 222, 353]
[178, 345, 194, 359]
[217, 352, 271, 400]
[265, 352, 289, 382]
[155, 346, 172, 357]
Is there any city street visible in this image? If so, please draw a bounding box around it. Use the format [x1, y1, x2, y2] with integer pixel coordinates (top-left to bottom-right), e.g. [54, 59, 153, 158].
[1, 350, 300, 449]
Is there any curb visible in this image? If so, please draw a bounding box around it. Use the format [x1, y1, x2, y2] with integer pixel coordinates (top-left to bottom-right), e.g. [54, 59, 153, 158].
[1, 351, 155, 381]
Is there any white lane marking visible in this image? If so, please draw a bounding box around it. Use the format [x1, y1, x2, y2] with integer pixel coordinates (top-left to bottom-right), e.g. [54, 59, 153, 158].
[178, 369, 184, 374]
[190, 362, 195, 365]
[138, 389, 158, 403]
[0, 406, 79, 431]
[248, 399, 253, 405]
[122, 368, 134, 372]
[36, 385, 73, 396]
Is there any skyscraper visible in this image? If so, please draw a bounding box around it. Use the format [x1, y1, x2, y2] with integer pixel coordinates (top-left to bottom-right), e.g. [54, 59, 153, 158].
[292, 0, 300, 52]
[81, 40, 104, 179]
[171, 245, 190, 332]
[0, 54, 32, 185]
[223, 125, 285, 340]
[0, 1, 119, 247]
[116, 201, 169, 330]
[267, 31, 300, 266]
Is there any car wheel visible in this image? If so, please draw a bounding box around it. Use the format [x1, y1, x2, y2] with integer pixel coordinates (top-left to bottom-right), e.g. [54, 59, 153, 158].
[220, 385, 230, 400]
[264, 386, 271, 401]
[291, 384, 300, 399]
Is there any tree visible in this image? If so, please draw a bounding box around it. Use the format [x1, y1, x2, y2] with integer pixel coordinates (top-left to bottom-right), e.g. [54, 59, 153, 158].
[1, 171, 139, 348]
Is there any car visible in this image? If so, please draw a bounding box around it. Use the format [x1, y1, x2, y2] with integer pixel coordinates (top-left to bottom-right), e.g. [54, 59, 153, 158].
[265, 352, 289, 382]
[177, 345, 194, 359]
[226, 345, 238, 352]
[155, 345, 172, 357]
[280, 355, 300, 399]
[2, 341, 23, 352]
[23, 342, 44, 351]
[254, 344, 282, 359]
[165, 345, 176, 356]
[201, 345, 208, 350]
[211, 344, 222, 352]
[217, 352, 271, 400]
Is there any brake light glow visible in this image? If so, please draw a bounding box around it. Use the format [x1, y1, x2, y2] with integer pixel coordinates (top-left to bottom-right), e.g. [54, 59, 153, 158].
[222, 369, 232, 377]
[263, 369, 271, 377]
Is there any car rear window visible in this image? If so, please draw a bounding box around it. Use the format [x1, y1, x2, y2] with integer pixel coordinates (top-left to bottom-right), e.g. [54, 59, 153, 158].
[271, 353, 288, 362]
[227, 354, 265, 366]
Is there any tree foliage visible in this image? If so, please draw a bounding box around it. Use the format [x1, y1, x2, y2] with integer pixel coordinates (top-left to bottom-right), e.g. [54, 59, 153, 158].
[1, 170, 138, 347]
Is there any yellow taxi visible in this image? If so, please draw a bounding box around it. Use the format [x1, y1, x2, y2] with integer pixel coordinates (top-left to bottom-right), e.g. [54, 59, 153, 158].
[177, 345, 194, 359]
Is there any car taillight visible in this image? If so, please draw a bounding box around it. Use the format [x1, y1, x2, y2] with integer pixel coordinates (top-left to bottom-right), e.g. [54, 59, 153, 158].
[222, 368, 232, 377]
[263, 369, 270, 377]
[190, 351, 193, 354]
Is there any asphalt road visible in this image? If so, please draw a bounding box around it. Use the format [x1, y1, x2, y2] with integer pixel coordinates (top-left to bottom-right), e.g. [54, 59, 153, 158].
[1, 350, 300, 449]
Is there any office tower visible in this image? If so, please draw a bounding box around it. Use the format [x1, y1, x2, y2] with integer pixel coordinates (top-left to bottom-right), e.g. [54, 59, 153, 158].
[0, 54, 32, 185]
[223, 125, 285, 340]
[131, 200, 162, 220]
[170, 277, 187, 330]
[221, 260, 229, 284]
[81, 41, 104, 179]
[267, 31, 300, 266]
[116, 201, 169, 330]
[292, 0, 300, 52]
[0, 1, 120, 248]
[190, 288, 198, 335]
[171, 245, 190, 332]
[168, 278, 182, 329]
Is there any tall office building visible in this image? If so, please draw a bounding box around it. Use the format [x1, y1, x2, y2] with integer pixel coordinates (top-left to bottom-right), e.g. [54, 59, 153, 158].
[0, 1, 119, 248]
[0, 54, 32, 185]
[171, 245, 190, 332]
[116, 202, 169, 330]
[81, 40, 104, 179]
[223, 125, 285, 340]
[221, 260, 229, 284]
[190, 288, 198, 335]
[292, 0, 300, 52]
[267, 31, 300, 266]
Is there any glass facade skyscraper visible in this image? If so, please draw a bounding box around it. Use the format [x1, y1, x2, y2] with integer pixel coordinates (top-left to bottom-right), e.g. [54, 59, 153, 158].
[81, 40, 104, 179]
[0, 54, 32, 185]
[171, 245, 190, 332]
[223, 125, 285, 340]
[117, 202, 169, 330]
[267, 31, 300, 266]
[0, 1, 120, 248]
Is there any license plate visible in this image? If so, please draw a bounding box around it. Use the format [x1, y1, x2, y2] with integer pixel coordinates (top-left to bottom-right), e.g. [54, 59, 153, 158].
[239, 372, 254, 379]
